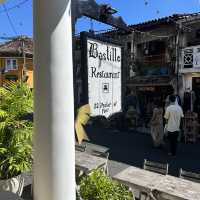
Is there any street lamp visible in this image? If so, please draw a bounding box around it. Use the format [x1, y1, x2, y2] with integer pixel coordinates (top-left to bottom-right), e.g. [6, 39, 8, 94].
[99, 4, 117, 22]
[100, 4, 117, 15]
[73, 0, 130, 32]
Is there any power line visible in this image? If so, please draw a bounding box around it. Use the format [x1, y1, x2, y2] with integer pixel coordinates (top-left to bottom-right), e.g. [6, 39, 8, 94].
[0, 0, 30, 14]
[2, 4, 18, 35]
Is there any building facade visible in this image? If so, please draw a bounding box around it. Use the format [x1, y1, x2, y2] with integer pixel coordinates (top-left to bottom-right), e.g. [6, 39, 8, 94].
[0, 36, 33, 88]
[102, 12, 200, 123]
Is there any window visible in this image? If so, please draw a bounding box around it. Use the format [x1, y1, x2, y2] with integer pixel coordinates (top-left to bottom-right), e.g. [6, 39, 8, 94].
[127, 42, 131, 50]
[196, 29, 200, 39]
[5, 59, 17, 71]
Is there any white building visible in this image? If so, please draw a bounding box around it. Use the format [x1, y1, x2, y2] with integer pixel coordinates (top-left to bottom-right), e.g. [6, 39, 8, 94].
[181, 45, 200, 91]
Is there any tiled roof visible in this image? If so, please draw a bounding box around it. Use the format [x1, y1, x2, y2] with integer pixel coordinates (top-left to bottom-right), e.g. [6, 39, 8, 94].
[130, 12, 200, 30]
[101, 12, 200, 35]
[0, 36, 33, 56]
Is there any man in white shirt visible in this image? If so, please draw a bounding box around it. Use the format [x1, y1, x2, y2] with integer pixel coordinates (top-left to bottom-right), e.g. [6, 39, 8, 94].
[164, 95, 184, 156]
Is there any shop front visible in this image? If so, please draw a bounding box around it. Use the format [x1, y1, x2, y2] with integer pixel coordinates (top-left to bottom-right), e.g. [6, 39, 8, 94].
[181, 74, 200, 117]
[193, 77, 200, 122]
[127, 76, 175, 127]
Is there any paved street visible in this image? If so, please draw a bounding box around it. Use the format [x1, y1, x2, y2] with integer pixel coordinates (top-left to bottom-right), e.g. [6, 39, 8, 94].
[86, 125, 200, 177]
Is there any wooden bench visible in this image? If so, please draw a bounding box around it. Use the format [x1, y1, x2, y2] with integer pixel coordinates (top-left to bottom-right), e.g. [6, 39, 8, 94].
[179, 168, 200, 183]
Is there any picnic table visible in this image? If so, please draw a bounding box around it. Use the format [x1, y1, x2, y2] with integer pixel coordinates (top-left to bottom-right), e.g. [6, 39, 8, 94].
[75, 150, 107, 173]
[113, 166, 200, 200]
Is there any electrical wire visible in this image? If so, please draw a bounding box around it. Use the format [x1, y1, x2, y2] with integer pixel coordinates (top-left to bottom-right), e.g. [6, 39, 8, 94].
[0, 0, 30, 14]
[2, 4, 18, 35]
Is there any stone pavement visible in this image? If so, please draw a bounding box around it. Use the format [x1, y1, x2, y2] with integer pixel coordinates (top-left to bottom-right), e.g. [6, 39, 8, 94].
[86, 125, 200, 177]
[21, 126, 200, 199]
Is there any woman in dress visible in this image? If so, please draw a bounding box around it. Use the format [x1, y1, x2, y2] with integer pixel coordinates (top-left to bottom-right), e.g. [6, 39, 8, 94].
[150, 100, 164, 147]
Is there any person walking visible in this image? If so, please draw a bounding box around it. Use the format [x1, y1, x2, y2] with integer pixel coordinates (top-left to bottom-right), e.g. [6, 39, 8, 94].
[164, 95, 184, 156]
[150, 100, 164, 147]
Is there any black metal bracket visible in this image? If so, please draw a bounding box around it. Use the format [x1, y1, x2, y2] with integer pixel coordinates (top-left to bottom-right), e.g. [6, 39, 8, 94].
[72, 0, 131, 32]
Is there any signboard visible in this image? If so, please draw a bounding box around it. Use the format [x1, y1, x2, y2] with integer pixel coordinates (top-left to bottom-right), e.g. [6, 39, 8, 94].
[82, 33, 122, 118]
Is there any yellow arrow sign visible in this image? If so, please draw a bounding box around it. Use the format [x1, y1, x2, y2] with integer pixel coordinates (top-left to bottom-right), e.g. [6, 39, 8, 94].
[75, 104, 90, 144]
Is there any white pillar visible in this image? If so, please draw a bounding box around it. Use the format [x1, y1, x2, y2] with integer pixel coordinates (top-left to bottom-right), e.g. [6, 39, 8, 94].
[33, 0, 75, 200]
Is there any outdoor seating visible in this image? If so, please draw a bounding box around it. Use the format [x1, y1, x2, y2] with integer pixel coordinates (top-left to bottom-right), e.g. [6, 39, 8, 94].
[140, 160, 169, 200]
[143, 159, 169, 175]
[0, 191, 24, 200]
[87, 150, 109, 175]
[179, 168, 200, 183]
[125, 106, 139, 128]
[75, 143, 86, 152]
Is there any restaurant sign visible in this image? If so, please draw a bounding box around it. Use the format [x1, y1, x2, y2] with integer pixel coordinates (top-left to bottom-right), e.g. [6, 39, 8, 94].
[82, 33, 122, 118]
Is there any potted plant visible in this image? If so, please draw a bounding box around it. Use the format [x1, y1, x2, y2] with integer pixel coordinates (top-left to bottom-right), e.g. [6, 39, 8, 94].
[79, 169, 134, 200]
[0, 81, 33, 195]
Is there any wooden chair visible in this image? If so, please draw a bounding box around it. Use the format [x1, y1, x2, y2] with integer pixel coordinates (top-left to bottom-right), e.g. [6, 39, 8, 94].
[139, 160, 169, 200]
[126, 106, 139, 128]
[143, 159, 169, 175]
[75, 143, 86, 152]
[179, 168, 200, 183]
[89, 150, 109, 175]
[75, 143, 87, 181]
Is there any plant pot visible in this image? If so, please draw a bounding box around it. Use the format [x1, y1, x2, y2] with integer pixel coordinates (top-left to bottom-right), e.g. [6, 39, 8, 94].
[0, 174, 24, 196]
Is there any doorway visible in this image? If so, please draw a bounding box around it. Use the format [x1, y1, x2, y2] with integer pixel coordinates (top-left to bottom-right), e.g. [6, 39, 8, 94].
[192, 77, 200, 121]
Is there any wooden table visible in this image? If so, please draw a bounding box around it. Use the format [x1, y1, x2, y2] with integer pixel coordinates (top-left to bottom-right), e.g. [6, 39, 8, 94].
[113, 166, 163, 198]
[113, 166, 200, 200]
[156, 175, 200, 200]
[0, 191, 23, 200]
[83, 142, 109, 154]
[75, 150, 107, 173]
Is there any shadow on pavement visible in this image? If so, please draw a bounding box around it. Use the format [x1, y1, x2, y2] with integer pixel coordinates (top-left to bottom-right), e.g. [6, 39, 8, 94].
[86, 125, 200, 177]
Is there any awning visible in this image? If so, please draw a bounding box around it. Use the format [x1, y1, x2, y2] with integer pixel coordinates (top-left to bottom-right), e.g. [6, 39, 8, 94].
[127, 75, 176, 87]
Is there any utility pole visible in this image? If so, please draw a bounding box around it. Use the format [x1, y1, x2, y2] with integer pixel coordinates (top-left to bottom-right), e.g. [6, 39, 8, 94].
[33, 0, 75, 200]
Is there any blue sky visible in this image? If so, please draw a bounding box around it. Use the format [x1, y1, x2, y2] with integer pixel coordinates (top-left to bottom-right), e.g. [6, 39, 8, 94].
[0, 0, 200, 40]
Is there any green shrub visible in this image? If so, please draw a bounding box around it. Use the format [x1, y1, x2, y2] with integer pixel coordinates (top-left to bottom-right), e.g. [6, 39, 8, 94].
[0, 82, 33, 179]
[80, 169, 134, 200]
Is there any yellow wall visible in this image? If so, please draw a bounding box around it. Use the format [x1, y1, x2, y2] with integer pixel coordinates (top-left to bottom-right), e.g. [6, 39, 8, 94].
[0, 57, 33, 88]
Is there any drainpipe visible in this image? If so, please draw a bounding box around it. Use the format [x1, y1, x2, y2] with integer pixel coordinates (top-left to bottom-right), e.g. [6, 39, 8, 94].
[33, 0, 75, 200]
[176, 23, 181, 95]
